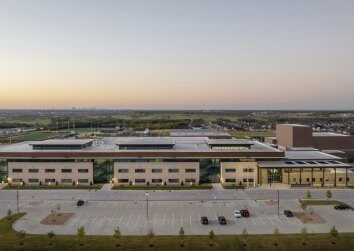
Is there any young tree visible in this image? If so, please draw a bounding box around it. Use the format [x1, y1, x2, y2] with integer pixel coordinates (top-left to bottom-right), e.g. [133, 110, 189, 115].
[18, 230, 26, 246]
[56, 204, 61, 216]
[326, 190, 332, 200]
[273, 228, 280, 245]
[178, 227, 185, 247]
[241, 228, 248, 246]
[147, 227, 155, 247]
[330, 226, 339, 240]
[47, 231, 55, 246]
[113, 227, 122, 247]
[77, 226, 86, 246]
[208, 230, 215, 246]
[306, 190, 311, 199]
[7, 209, 12, 220]
[300, 227, 308, 244]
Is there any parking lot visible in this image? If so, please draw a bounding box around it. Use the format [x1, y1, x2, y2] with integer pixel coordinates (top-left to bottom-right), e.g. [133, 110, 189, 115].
[9, 198, 354, 236]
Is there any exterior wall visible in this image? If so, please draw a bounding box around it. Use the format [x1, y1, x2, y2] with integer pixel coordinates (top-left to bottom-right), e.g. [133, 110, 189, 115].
[313, 136, 354, 160]
[276, 124, 312, 148]
[8, 161, 93, 185]
[113, 161, 200, 186]
[220, 162, 258, 187]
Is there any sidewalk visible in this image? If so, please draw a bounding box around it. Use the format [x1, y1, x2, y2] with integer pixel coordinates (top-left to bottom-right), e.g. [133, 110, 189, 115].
[100, 183, 113, 191]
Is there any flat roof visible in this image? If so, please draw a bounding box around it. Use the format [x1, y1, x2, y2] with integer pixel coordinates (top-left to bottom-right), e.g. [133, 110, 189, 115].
[285, 150, 341, 160]
[258, 160, 351, 168]
[0, 137, 284, 159]
[313, 132, 348, 137]
[206, 139, 253, 146]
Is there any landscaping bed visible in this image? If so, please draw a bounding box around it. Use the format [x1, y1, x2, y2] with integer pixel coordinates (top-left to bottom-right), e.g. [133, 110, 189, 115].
[112, 185, 212, 190]
[3, 185, 103, 190]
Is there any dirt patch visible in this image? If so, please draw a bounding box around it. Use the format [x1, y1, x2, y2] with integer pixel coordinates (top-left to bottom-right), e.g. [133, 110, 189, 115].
[40, 213, 73, 225]
[265, 200, 277, 206]
[28, 201, 42, 207]
[295, 210, 326, 224]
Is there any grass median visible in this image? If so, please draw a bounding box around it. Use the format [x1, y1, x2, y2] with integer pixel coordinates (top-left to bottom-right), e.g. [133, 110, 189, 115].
[299, 199, 354, 210]
[2, 184, 103, 190]
[2, 213, 354, 250]
[112, 185, 212, 190]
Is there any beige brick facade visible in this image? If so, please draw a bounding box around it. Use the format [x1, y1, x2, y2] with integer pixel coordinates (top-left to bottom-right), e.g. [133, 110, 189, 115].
[220, 162, 258, 187]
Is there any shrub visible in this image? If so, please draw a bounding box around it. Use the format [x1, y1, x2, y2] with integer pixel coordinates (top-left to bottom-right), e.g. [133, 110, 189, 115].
[326, 190, 332, 200]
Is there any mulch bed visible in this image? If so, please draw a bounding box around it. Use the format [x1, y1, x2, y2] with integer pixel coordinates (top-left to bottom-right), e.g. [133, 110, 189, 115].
[40, 213, 73, 225]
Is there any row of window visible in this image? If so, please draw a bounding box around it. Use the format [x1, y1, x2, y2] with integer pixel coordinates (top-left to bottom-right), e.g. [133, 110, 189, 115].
[224, 168, 254, 173]
[12, 168, 89, 173]
[292, 177, 350, 182]
[12, 178, 89, 183]
[117, 178, 197, 183]
[224, 178, 254, 183]
[118, 168, 197, 174]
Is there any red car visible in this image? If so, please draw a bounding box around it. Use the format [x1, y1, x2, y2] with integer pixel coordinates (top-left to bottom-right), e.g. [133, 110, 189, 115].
[240, 209, 250, 217]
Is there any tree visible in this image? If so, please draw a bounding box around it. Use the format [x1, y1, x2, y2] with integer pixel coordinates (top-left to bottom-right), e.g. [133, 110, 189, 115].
[178, 227, 185, 247]
[7, 209, 12, 220]
[77, 226, 86, 246]
[147, 227, 155, 247]
[47, 231, 55, 246]
[113, 227, 121, 247]
[241, 228, 248, 246]
[273, 228, 280, 245]
[18, 230, 26, 245]
[326, 190, 332, 200]
[208, 230, 215, 246]
[306, 190, 311, 199]
[56, 204, 61, 216]
[300, 227, 308, 244]
[330, 226, 339, 240]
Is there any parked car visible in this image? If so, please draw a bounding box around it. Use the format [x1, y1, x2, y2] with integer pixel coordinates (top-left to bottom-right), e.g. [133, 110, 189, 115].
[218, 216, 227, 225]
[334, 204, 350, 210]
[77, 200, 85, 206]
[240, 209, 250, 217]
[201, 216, 209, 225]
[283, 210, 293, 217]
[233, 210, 241, 218]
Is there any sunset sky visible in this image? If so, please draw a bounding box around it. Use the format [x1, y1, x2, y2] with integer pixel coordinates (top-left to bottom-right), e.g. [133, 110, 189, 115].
[0, 0, 353, 109]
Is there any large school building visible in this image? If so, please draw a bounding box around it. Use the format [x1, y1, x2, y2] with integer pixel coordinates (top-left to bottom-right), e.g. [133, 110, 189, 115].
[0, 127, 353, 188]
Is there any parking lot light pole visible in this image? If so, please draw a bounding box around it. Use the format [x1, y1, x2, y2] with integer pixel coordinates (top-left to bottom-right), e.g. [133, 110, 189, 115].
[277, 190, 280, 218]
[146, 192, 149, 220]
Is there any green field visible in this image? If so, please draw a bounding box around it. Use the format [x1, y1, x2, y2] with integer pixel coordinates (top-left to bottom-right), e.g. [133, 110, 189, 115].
[230, 131, 275, 139]
[299, 200, 354, 210]
[1, 213, 354, 251]
[2, 132, 60, 142]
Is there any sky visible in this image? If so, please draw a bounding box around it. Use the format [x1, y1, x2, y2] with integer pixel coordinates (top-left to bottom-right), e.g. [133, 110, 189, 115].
[0, 0, 353, 110]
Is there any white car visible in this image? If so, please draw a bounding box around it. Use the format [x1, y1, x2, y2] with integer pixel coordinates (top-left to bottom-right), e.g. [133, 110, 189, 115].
[233, 210, 241, 218]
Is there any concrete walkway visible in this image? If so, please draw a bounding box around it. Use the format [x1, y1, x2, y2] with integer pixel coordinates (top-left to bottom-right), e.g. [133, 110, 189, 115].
[100, 183, 113, 191]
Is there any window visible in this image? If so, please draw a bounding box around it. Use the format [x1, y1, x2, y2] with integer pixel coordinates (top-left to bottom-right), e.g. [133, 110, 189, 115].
[61, 169, 72, 173]
[292, 178, 296, 182]
[29, 169, 39, 173]
[152, 179, 162, 183]
[45, 179, 55, 183]
[243, 178, 254, 182]
[118, 179, 129, 183]
[135, 169, 145, 173]
[168, 179, 179, 183]
[78, 169, 88, 173]
[320, 178, 323, 182]
[312, 178, 316, 182]
[12, 178, 22, 182]
[225, 168, 236, 173]
[118, 169, 129, 173]
[225, 178, 236, 182]
[168, 169, 179, 173]
[78, 179, 89, 183]
[152, 169, 162, 173]
[12, 169, 22, 173]
[347, 178, 350, 182]
[135, 179, 146, 183]
[28, 179, 39, 183]
[185, 179, 196, 183]
[339, 178, 343, 182]
[326, 178, 329, 182]
[45, 169, 55, 173]
[185, 169, 196, 173]
[306, 178, 310, 182]
[61, 179, 72, 183]
[243, 168, 254, 173]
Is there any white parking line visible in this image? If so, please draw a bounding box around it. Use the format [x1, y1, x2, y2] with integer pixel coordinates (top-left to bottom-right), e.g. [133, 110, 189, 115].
[189, 213, 192, 226]
[180, 212, 183, 226]
[125, 214, 132, 227]
[135, 214, 141, 227]
[172, 213, 175, 227]
[163, 214, 166, 226]
[154, 214, 157, 227]
[197, 212, 201, 226]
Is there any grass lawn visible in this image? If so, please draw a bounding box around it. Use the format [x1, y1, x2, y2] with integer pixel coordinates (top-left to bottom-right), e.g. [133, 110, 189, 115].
[299, 199, 354, 210]
[4, 132, 60, 142]
[2, 214, 354, 250]
[3, 184, 103, 190]
[112, 185, 212, 190]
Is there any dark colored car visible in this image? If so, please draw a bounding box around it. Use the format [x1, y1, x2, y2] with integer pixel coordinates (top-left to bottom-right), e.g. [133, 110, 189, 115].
[201, 216, 209, 225]
[283, 210, 293, 217]
[334, 204, 350, 210]
[77, 200, 85, 206]
[240, 209, 250, 218]
[218, 216, 227, 225]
